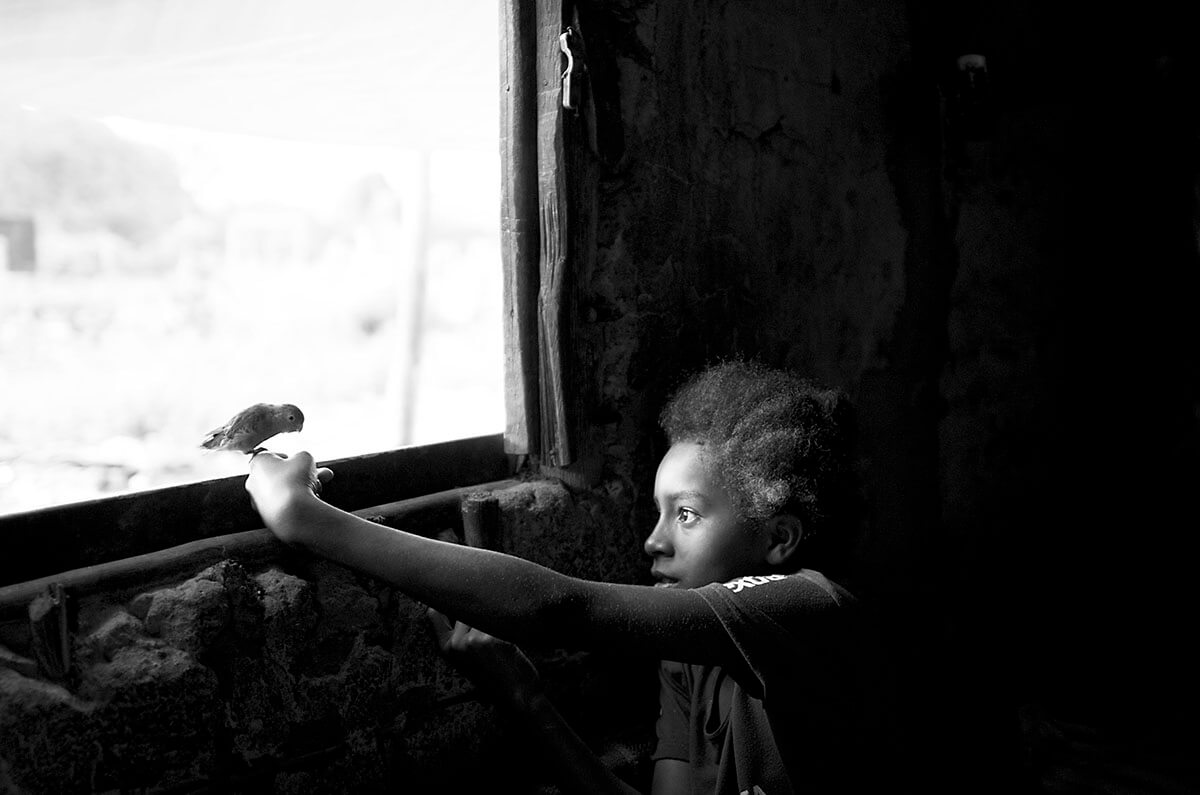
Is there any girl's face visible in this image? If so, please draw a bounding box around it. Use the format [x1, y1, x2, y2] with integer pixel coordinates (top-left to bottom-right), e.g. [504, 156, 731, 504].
[644, 442, 772, 589]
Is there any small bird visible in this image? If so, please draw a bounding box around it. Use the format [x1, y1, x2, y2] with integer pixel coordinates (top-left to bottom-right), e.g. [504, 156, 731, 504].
[200, 403, 305, 454]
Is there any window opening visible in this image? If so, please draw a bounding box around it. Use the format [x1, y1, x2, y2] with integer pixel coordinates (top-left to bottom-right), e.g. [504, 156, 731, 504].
[0, 1, 504, 516]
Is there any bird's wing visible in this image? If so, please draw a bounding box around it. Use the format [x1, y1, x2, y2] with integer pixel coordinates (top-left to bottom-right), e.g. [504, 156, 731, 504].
[200, 404, 282, 451]
[229, 409, 280, 451]
[199, 424, 230, 449]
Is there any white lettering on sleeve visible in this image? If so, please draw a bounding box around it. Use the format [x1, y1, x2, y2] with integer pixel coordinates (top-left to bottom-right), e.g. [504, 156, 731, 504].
[722, 574, 786, 593]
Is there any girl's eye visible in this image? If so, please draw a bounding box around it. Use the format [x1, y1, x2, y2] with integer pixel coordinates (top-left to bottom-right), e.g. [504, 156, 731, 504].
[676, 507, 699, 524]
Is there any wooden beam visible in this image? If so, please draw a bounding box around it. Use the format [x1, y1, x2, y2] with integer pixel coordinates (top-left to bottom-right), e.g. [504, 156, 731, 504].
[501, 0, 543, 456]
[536, 0, 573, 467]
[0, 478, 522, 620]
[0, 434, 509, 588]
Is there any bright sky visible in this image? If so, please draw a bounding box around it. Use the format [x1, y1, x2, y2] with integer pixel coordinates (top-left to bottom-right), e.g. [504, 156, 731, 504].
[102, 116, 416, 216]
[0, 0, 502, 225]
[0, 0, 499, 149]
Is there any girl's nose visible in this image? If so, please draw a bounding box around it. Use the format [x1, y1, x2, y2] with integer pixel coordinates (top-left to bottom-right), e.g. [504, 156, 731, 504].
[643, 517, 673, 557]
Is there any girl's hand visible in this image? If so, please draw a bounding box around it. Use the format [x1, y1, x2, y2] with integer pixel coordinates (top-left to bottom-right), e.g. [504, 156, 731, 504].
[426, 607, 543, 713]
[245, 451, 333, 543]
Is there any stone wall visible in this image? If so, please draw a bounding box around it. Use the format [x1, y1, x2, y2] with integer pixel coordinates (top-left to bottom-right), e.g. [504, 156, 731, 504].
[1, 479, 656, 794]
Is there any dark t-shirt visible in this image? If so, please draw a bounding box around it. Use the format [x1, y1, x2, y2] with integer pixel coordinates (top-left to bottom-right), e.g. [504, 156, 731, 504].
[652, 571, 868, 795]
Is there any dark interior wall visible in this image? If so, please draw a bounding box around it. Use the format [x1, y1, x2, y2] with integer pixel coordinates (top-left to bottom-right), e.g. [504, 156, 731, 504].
[937, 4, 1200, 785]
[573, 0, 1200, 791]
[575, 0, 915, 478]
[1021, 0, 1200, 755]
[575, 0, 967, 786]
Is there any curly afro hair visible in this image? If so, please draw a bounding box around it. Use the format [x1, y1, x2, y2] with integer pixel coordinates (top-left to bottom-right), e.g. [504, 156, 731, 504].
[659, 361, 857, 552]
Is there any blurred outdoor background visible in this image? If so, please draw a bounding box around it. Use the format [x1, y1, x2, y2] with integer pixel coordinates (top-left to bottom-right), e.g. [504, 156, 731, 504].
[0, 0, 503, 515]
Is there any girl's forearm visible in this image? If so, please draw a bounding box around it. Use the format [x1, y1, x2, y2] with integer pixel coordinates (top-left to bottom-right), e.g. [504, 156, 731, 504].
[277, 492, 580, 645]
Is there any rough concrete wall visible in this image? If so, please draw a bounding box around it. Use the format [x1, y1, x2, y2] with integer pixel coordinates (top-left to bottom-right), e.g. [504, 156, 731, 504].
[0, 480, 656, 794]
[577, 0, 915, 491]
[573, 1, 949, 784]
[570, 0, 974, 630]
[932, 4, 1200, 788]
[573, 1, 1200, 791]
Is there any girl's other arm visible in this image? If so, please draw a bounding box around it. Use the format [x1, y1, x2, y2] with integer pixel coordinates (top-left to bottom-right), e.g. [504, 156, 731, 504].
[428, 609, 644, 795]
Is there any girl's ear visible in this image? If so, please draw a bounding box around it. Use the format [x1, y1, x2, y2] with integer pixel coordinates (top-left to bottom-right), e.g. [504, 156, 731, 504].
[763, 514, 804, 567]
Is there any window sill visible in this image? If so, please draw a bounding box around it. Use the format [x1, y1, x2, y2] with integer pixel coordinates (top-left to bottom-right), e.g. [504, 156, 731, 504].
[0, 472, 520, 628]
[0, 433, 512, 589]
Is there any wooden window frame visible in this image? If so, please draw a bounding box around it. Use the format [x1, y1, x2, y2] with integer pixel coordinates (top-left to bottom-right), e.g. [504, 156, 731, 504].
[0, 0, 592, 596]
[504, 0, 600, 484]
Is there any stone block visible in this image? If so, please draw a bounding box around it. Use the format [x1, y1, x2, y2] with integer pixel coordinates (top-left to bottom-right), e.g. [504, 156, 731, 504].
[257, 566, 318, 665]
[81, 608, 145, 662]
[141, 576, 227, 655]
[309, 560, 384, 641]
[77, 643, 221, 790]
[135, 560, 264, 656]
[0, 668, 97, 794]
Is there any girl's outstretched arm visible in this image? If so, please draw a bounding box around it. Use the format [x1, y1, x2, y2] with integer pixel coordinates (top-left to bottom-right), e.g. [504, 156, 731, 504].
[246, 451, 731, 663]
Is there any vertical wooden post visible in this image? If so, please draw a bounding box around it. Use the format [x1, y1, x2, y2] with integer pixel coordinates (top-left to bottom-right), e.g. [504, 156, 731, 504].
[460, 491, 501, 551]
[501, 0, 543, 457]
[503, 0, 598, 477]
[535, 0, 573, 468]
